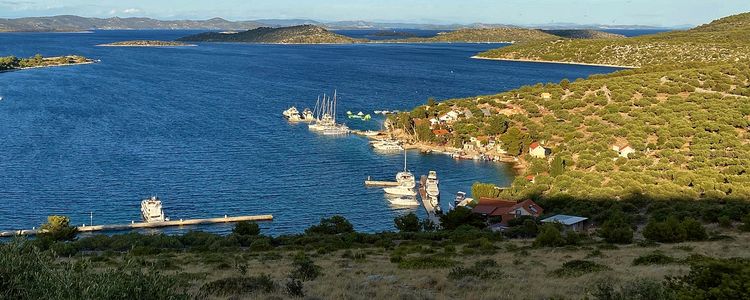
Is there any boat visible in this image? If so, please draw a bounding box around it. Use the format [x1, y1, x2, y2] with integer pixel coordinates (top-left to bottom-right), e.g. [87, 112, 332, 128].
[372, 139, 403, 151]
[282, 106, 300, 119]
[323, 124, 350, 135]
[454, 191, 467, 207]
[301, 108, 315, 122]
[385, 195, 420, 206]
[140, 196, 167, 223]
[385, 150, 416, 196]
[363, 130, 380, 136]
[309, 91, 348, 135]
[425, 170, 440, 207]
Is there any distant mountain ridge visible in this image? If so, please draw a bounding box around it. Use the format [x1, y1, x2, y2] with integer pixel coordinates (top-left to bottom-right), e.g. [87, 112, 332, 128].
[0, 15, 677, 32]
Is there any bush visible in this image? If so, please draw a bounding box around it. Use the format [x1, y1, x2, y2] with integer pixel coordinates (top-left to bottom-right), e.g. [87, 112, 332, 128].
[199, 274, 276, 297]
[39, 215, 78, 242]
[599, 213, 634, 244]
[534, 223, 566, 247]
[666, 257, 750, 299]
[233, 221, 261, 236]
[305, 215, 354, 235]
[643, 217, 707, 243]
[285, 279, 305, 298]
[593, 278, 674, 300]
[439, 207, 486, 230]
[394, 213, 421, 232]
[398, 255, 458, 269]
[551, 260, 610, 277]
[447, 259, 503, 279]
[632, 251, 677, 266]
[289, 254, 321, 281]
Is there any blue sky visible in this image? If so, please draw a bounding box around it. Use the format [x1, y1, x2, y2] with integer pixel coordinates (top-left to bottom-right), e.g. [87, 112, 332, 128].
[1, 0, 749, 27]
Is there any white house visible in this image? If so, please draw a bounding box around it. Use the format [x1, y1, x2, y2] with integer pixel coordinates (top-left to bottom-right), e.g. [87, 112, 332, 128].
[529, 142, 549, 159]
[541, 92, 552, 100]
[542, 214, 589, 232]
[612, 143, 635, 158]
[439, 111, 460, 123]
[429, 118, 440, 127]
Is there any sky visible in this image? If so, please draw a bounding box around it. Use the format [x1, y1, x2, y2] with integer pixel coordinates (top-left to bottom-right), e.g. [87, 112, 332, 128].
[1, 0, 749, 27]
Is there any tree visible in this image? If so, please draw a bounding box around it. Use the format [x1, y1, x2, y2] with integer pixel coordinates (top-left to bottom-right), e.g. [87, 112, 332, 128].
[599, 212, 633, 244]
[486, 116, 509, 135]
[471, 182, 501, 199]
[560, 79, 571, 90]
[233, 221, 261, 236]
[394, 213, 421, 232]
[550, 156, 566, 177]
[500, 127, 529, 156]
[39, 215, 77, 242]
[534, 223, 566, 247]
[682, 218, 708, 241]
[305, 215, 354, 235]
[439, 207, 486, 231]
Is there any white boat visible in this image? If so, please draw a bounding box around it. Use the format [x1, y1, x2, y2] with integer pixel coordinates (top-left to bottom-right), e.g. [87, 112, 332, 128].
[309, 91, 348, 135]
[426, 170, 440, 201]
[454, 191, 467, 207]
[282, 106, 300, 118]
[363, 130, 380, 137]
[301, 108, 315, 122]
[386, 195, 420, 206]
[140, 196, 167, 223]
[323, 124, 350, 135]
[372, 140, 403, 151]
[385, 150, 416, 196]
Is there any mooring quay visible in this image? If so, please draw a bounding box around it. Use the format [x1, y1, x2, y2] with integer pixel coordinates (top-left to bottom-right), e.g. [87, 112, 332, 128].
[0, 214, 274, 237]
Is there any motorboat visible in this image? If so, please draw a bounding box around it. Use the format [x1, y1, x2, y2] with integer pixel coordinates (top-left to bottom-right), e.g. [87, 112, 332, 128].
[384, 186, 418, 196]
[140, 196, 167, 223]
[301, 108, 315, 122]
[372, 140, 403, 151]
[363, 130, 380, 137]
[282, 106, 300, 118]
[385, 150, 416, 196]
[454, 191, 467, 207]
[386, 195, 420, 206]
[425, 170, 440, 206]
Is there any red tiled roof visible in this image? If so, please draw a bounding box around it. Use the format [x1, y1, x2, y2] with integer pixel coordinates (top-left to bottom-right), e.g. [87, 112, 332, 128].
[489, 199, 544, 218]
[432, 129, 450, 136]
[530, 141, 540, 150]
[472, 205, 499, 215]
[478, 197, 516, 207]
[525, 175, 535, 181]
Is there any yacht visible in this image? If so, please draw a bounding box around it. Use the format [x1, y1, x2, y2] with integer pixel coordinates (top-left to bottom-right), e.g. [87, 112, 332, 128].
[454, 191, 467, 207]
[384, 150, 416, 196]
[282, 106, 300, 118]
[372, 140, 403, 151]
[425, 170, 440, 207]
[301, 108, 315, 122]
[141, 196, 167, 223]
[386, 196, 420, 206]
[363, 130, 380, 137]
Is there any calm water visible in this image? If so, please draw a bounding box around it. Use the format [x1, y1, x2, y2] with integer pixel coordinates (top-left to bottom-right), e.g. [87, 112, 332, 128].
[0, 30, 619, 235]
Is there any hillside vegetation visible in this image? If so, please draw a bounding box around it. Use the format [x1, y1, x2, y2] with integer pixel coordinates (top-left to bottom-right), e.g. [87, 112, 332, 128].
[178, 25, 364, 44]
[383, 27, 559, 43]
[478, 13, 750, 67]
[392, 12, 750, 201]
[0, 15, 261, 32]
[541, 29, 625, 39]
[0, 54, 91, 71]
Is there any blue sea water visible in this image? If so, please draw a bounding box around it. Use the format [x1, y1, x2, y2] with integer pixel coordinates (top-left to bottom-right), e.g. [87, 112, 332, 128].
[0, 30, 619, 235]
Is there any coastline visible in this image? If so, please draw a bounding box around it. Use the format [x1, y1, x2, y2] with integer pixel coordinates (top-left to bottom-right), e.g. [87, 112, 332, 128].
[471, 55, 640, 69]
[0, 60, 97, 73]
[97, 44, 197, 47]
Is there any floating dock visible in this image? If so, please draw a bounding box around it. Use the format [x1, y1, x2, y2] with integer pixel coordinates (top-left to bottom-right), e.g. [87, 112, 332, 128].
[0, 214, 273, 237]
[419, 175, 441, 225]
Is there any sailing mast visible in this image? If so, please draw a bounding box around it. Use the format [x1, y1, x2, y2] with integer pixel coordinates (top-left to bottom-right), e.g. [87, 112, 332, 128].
[403, 150, 407, 172]
[332, 90, 337, 123]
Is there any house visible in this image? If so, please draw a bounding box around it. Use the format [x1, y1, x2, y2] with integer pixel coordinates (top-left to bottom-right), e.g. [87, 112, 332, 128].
[612, 143, 635, 158]
[472, 198, 544, 225]
[480, 108, 492, 117]
[463, 109, 474, 118]
[432, 129, 450, 136]
[541, 214, 589, 232]
[429, 118, 440, 127]
[439, 111, 460, 123]
[541, 92, 552, 100]
[529, 141, 550, 159]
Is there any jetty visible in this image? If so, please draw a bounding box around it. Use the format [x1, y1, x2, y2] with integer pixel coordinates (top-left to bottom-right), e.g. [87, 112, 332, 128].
[419, 175, 441, 225]
[364, 176, 400, 187]
[0, 214, 273, 237]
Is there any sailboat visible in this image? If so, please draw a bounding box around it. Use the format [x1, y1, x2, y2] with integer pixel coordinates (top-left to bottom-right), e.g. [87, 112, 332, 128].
[384, 150, 417, 196]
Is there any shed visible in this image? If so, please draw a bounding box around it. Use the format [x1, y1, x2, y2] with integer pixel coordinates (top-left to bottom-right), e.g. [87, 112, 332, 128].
[541, 214, 589, 232]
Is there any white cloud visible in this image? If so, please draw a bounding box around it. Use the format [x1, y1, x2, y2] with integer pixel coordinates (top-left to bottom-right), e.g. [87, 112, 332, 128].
[123, 8, 141, 14]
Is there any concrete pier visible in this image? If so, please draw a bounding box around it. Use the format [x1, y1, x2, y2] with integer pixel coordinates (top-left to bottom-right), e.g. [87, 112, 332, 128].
[0, 214, 273, 237]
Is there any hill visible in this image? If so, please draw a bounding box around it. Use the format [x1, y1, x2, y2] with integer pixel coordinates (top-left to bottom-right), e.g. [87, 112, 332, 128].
[0, 15, 262, 32]
[541, 29, 625, 39]
[97, 40, 195, 47]
[177, 25, 364, 44]
[382, 27, 558, 43]
[476, 12, 750, 67]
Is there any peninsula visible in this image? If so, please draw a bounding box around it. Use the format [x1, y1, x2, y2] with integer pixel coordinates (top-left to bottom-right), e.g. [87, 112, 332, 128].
[97, 40, 196, 47]
[177, 25, 364, 44]
[0, 54, 94, 72]
[390, 12, 750, 202]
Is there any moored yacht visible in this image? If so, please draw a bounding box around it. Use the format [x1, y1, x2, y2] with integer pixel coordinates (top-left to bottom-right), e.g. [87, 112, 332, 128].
[141, 196, 167, 223]
[282, 106, 300, 118]
[425, 170, 440, 208]
[385, 150, 416, 196]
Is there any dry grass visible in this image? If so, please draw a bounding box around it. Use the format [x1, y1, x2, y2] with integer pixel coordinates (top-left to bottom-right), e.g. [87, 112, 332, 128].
[80, 232, 750, 299]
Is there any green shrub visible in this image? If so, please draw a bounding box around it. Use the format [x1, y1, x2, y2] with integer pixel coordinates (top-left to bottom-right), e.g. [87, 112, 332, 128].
[199, 274, 276, 297]
[551, 260, 610, 277]
[398, 255, 458, 269]
[599, 213, 634, 244]
[534, 223, 566, 247]
[233, 221, 261, 236]
[593, 278, 674, 300]
[305, 215, 354, 235]
[285, 279, 305, 298]
[666, 257, 750, 299]
[39, 215, 78, 242]
[394, 213, 421, 232]
[643, 217, 707, 243]
[448, 259, 504, 279]
[632, 251, 677, 266]
[289, 254, 321, 281]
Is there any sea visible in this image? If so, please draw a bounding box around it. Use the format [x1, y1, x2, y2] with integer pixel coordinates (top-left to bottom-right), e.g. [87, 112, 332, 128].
[0, 30, 620, 235]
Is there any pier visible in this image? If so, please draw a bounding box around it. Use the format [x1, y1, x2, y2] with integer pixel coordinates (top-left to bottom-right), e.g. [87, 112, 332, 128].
[364, 176, 400, 187]
[419, 175, 442, 225]
[0, 214, 273, 237]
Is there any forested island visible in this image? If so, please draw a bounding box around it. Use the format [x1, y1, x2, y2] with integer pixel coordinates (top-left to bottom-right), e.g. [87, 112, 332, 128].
[97, 40, 196, 47]
[0, 54, 94, 72]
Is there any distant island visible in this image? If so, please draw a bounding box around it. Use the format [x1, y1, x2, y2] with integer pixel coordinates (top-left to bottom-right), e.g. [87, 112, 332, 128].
[371, 30, 418, 38]
[177, 25, 365, 44]
[0, 54, 94, 72]
[97, 40, 196, 47]
[177, 25, 625, 45]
